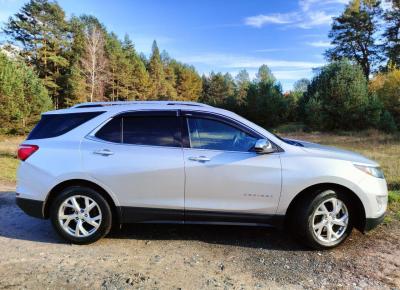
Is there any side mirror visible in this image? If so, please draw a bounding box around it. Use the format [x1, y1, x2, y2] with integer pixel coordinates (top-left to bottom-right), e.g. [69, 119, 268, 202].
[254, 139, 275, 154]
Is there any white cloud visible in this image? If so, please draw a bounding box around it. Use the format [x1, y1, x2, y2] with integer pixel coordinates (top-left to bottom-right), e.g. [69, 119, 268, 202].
[244, 13, 299, 28]
[244, 0, 347, 29]
[244, 10, 333, 29]
[306, 40, 332, 47]
[297, 11, 333, 28]
[299, 0, 349, 12]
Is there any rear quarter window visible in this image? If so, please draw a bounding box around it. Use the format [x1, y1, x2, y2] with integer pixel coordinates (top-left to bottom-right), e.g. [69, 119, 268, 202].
[95, 117, 122, 143]
[27, 112, 104, 140]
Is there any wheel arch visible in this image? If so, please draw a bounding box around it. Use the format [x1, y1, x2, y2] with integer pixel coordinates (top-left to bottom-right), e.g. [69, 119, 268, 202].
[43, 179, 121, 224]
[284, 183, 366, 232]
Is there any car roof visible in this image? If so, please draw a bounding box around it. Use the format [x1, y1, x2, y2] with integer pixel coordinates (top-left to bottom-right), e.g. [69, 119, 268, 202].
[43, 101, 223, 115]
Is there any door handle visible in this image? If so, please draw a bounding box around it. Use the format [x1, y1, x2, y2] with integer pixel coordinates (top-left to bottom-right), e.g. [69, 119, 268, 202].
[188, 156, 211, 162]
[93, 149, 114, 156]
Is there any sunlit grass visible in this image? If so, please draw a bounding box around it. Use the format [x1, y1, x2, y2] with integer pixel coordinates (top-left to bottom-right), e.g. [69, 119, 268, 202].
[388, 191, 400, 221]
[0, 135, 23, 184]
[0, 156, 19, 184]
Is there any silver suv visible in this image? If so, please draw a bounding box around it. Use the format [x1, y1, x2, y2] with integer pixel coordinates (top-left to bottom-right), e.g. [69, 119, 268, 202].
[16, 101, 388, 249]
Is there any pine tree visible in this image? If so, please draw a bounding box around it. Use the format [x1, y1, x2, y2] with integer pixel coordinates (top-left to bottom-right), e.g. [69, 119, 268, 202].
[200, 72, 234, 106]
[105, 33, 125, 101]
[160, 50, 177, 99]
[325, 0, 382, 78]
[305, 60, 381, 130]
[4, 0, 71, 108]
[105, 34, 151, 101]
[256, 64, 276, 84]
[171, 61, 202, 101]
[0, 52, 51, 133]
[235, 69, 250, 105]
[148, 40, 175, 99]
[383, 0, 400, 68]
[122, 35, 152, 100]
[63, 16, 87, 106]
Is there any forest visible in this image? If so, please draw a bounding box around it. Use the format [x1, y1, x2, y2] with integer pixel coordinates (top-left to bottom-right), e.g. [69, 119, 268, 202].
[0, 0, 399, 134]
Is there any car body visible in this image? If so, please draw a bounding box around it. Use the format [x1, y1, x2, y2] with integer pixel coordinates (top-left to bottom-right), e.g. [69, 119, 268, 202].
[16, 101, 388, 248]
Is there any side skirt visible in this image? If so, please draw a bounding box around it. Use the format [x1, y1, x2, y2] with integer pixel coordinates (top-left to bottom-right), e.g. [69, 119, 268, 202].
[118, 206, 284, 228]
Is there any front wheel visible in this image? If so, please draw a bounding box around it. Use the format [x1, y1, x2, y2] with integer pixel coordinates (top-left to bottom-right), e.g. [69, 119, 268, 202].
[291, 189, 353, 249]
[50, 186, 112, 244]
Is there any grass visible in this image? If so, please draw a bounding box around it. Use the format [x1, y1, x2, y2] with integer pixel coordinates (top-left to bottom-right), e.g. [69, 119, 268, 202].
[0, 131, 399, 219]
[388, 191, 400, 221]
[0, 135, 24, 184]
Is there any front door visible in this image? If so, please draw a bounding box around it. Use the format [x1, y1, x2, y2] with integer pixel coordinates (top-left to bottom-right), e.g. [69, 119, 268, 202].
[182, 112, 282, 223]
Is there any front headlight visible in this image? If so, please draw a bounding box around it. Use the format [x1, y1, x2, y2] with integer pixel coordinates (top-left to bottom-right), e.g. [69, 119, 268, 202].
[354, 164, 385, 179]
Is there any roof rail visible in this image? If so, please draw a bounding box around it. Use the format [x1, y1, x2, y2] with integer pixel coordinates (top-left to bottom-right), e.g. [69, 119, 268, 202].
[72, 101, 211, 109]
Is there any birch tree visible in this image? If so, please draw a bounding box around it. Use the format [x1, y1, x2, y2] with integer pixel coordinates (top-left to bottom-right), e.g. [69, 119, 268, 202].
[81, 24, 108, 102]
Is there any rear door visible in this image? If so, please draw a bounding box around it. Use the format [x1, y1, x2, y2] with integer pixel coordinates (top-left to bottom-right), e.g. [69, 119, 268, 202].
[182, 111, 282, 223]
[81, 110, 185, 223]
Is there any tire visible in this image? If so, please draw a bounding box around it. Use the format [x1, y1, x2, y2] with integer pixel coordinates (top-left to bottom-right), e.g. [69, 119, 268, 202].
[50, 186, 112, 244]
[290, 188, 353, 250]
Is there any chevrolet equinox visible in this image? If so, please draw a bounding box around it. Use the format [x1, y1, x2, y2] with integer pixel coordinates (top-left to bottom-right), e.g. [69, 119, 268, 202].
[16, 101, 388, 249]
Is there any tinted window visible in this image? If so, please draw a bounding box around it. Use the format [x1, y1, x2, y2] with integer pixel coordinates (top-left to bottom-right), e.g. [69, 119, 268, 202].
[123, 116, 180, 147]
[95, 117, 122, 143]
[187, 118, 257, 152]
[27, 112, 104, 140]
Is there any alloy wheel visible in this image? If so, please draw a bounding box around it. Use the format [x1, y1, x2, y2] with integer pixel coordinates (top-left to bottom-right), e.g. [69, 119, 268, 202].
[312, 194, 349, 243]
[58, 195, 102, 238]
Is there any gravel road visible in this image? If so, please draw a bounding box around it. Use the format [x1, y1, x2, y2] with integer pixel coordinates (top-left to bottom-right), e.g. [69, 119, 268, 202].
[0, 188, 399, 290]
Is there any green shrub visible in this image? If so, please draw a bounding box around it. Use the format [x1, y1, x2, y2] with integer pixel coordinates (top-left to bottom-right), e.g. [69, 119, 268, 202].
[0, 53, 52, 134]
[304, 60, 381, 131]
[379, 110, 398, 133]
[369, 68, 400, 127]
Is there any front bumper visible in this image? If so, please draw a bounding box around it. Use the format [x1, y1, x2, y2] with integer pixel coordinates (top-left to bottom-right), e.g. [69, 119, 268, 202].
[16, 196, 44, 219]
[364, 212, 385, 232]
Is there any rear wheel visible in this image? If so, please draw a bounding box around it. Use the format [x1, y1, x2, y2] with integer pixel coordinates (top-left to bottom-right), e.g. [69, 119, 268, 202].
[50, 186, 112, 244]
[290, 189, 353, 249]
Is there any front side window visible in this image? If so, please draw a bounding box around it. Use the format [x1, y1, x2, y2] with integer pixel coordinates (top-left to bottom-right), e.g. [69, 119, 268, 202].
[187, 118, 257, 152]
[123, 116, 180, 147]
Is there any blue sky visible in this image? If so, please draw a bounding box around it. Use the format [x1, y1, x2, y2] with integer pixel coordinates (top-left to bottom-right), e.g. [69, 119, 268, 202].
[0, 0, 350, 91]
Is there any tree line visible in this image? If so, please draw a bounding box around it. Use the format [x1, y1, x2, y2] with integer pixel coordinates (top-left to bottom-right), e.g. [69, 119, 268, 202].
[0, 0, 399, 134]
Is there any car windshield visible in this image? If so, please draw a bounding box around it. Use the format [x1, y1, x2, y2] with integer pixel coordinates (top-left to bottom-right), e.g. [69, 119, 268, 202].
[272, 133, 304, 147]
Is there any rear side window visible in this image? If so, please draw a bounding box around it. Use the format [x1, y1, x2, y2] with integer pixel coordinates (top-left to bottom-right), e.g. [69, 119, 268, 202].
[95, 117, 122, 143]
[27, 112, 104, 140]
[123, 116, 180, 147]
[95, 115, 181, 147]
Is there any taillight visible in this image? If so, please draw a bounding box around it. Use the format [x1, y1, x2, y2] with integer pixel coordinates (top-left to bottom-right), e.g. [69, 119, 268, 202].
[17, 144, 39, 161]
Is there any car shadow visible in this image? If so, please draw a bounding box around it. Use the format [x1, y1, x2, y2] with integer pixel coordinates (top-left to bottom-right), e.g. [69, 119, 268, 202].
[109, 223, 307, 251]
[0, 191, 308, 251]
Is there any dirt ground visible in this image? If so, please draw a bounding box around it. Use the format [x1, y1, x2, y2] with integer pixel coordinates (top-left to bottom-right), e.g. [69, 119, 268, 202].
[0, 184, 399, 290]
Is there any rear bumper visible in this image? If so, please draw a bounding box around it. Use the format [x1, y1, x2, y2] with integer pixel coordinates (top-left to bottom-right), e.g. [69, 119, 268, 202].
[364, 213, 385, 232]
[16, 196, 44, 219]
